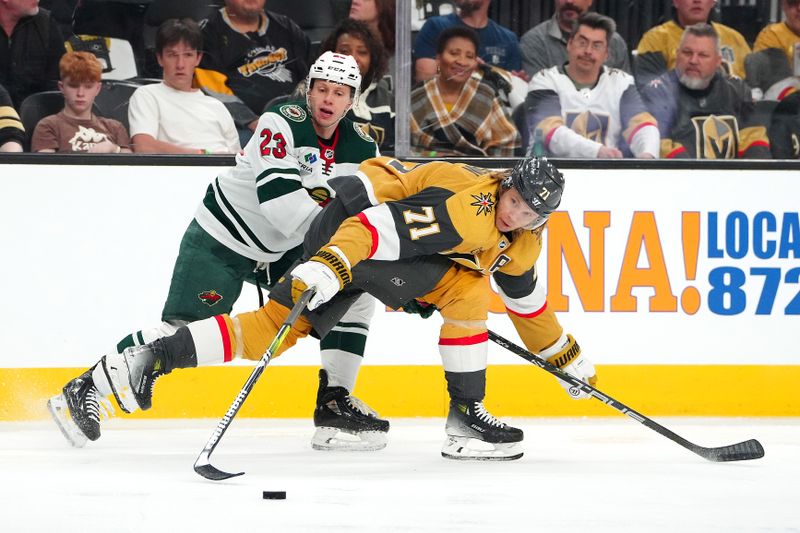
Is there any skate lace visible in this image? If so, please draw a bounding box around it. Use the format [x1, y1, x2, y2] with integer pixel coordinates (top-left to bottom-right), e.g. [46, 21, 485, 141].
[346, 395, 378, 418]
[473, 402, 505, 428]
[86, 387, 116, 423]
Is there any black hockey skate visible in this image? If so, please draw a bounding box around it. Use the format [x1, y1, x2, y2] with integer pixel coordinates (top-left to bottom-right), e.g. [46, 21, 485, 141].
[48, 365, 113, 447]
[103, 342, 169, 413]
[442, 399, 524, 461]
[311, 369, 389, 451]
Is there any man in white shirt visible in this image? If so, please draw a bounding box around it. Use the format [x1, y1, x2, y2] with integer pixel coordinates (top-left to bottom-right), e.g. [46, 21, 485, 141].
[128, 18, 240, 154]
[525, 12, 659, 159]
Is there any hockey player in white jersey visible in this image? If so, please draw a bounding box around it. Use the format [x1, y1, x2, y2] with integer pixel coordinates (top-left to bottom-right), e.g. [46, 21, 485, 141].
[525, 12, 659, 159]
[48, 52, 389, 452]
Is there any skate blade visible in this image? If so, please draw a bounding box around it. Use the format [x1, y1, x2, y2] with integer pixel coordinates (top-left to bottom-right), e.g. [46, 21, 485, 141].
[311, 426, 388, 451]
[441, 436, 523, 461]
[47, 394, 88, 448]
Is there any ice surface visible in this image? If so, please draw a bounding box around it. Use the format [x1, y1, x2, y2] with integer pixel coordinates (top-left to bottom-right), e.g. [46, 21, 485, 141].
[1, 417, 798, 532]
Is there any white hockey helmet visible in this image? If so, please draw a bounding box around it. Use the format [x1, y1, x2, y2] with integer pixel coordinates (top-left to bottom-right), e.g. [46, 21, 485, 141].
[306, 51, 362, 102]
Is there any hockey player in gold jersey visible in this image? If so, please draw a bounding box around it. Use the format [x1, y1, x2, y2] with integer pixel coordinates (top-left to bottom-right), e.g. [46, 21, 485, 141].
[101, 156, 598, 460]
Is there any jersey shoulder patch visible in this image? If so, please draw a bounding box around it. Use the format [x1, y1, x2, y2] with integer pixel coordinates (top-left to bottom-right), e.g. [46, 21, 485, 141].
[354, 121, 375, 142]
[279, 104, 307, 123]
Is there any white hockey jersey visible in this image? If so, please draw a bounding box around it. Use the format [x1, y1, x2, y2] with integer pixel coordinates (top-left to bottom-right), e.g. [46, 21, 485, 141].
[194, 102, 380, 262]
[525, 65, 660, 158]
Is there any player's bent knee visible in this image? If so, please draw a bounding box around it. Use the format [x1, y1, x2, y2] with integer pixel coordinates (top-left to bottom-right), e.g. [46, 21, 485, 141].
[235, 301, 313, 360]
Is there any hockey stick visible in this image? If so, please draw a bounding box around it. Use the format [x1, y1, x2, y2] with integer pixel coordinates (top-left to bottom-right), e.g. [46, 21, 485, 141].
[193, 290, 314, 481]
[487, 330, 765, 462]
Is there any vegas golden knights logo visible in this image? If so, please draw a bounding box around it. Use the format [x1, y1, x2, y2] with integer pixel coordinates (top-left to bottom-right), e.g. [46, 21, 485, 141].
[691, 114, 739, 159]
[566, 110, 610, 144]
[356, 122, 384, 146]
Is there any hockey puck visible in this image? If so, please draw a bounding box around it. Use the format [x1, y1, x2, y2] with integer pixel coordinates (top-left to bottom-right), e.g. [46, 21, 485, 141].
[262, 491, 287, 500]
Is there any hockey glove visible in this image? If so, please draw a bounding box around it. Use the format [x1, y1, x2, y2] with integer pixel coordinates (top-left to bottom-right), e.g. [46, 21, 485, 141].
[291, 246, 352, 311]
[402, 299, 438, 319]
[540, 333, 597, 400]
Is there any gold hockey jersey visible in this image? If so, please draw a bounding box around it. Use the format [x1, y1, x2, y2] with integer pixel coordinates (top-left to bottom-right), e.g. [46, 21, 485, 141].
[323, 157, 563, 352]
[754, 21, 800, 68]
[325, 157, 541, 278]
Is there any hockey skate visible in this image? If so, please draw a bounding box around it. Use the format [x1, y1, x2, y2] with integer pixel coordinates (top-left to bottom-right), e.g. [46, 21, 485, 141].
[102, 343, 169, 413]
[441, 400, 523, 461]
[311, 369, 390, 451]
[48, 366, 114, 447]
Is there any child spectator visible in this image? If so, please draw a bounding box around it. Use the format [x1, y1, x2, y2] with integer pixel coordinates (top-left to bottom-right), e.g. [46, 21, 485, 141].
[32, 52, 130, 153]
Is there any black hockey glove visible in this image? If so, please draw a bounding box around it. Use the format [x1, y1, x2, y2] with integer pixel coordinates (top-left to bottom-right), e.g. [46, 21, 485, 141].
[401, 299, 438, 319]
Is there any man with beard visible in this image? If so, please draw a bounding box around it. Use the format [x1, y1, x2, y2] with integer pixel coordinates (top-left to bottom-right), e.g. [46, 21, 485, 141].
[641, 24, 770, 159]
[414, 0, 523, 82]
[635, 0, 750, 87]
[519, 0, 630, 79]
[525, 12, 658, 159]
[195, 0, 311, 128]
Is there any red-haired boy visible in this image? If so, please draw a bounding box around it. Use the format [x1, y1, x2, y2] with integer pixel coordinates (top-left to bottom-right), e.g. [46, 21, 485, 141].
[32, 51, 130, 153]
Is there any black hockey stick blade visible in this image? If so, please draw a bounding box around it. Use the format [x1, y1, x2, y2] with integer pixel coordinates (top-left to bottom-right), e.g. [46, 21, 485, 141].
[192, 290, 314, 481]
[194, 450, 244, 480]
[696, 439, 764, 462]
[487, 330, 765, 463]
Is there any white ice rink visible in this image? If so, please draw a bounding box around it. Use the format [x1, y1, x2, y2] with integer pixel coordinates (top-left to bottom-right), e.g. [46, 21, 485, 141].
[2, 417, 798, 533]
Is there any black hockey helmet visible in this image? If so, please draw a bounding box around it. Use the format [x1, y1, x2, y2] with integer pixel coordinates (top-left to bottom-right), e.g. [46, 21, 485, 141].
[502, 157, 564, 219]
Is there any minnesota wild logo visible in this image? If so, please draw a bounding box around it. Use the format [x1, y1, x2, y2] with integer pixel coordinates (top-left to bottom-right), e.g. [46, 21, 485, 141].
[198, 290, 223, 306]
[470, 192, 495, 216]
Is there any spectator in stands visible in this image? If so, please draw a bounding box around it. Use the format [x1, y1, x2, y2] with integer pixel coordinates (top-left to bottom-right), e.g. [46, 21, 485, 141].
[0, 80, 23, 151]
[753, 0, 800, 69]
[195, 0, 311, 122]
[319, 19, 394, 151]
[128, 19, 240, 154]
[635, 0, 751, 87]
[32, 52, 130, 153]
[1, 0, 66, 107]
[414, 0, 523, 82]
[410, 26, 519, 157]
[525, 13, 658, 159]
[519, 0, 630, 79]
[641, 24, 771, 159]
[349, 0, 395, 55]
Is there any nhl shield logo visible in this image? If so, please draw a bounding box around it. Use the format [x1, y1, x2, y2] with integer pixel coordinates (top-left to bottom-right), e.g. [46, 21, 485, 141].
[198, 290, 223, 306]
